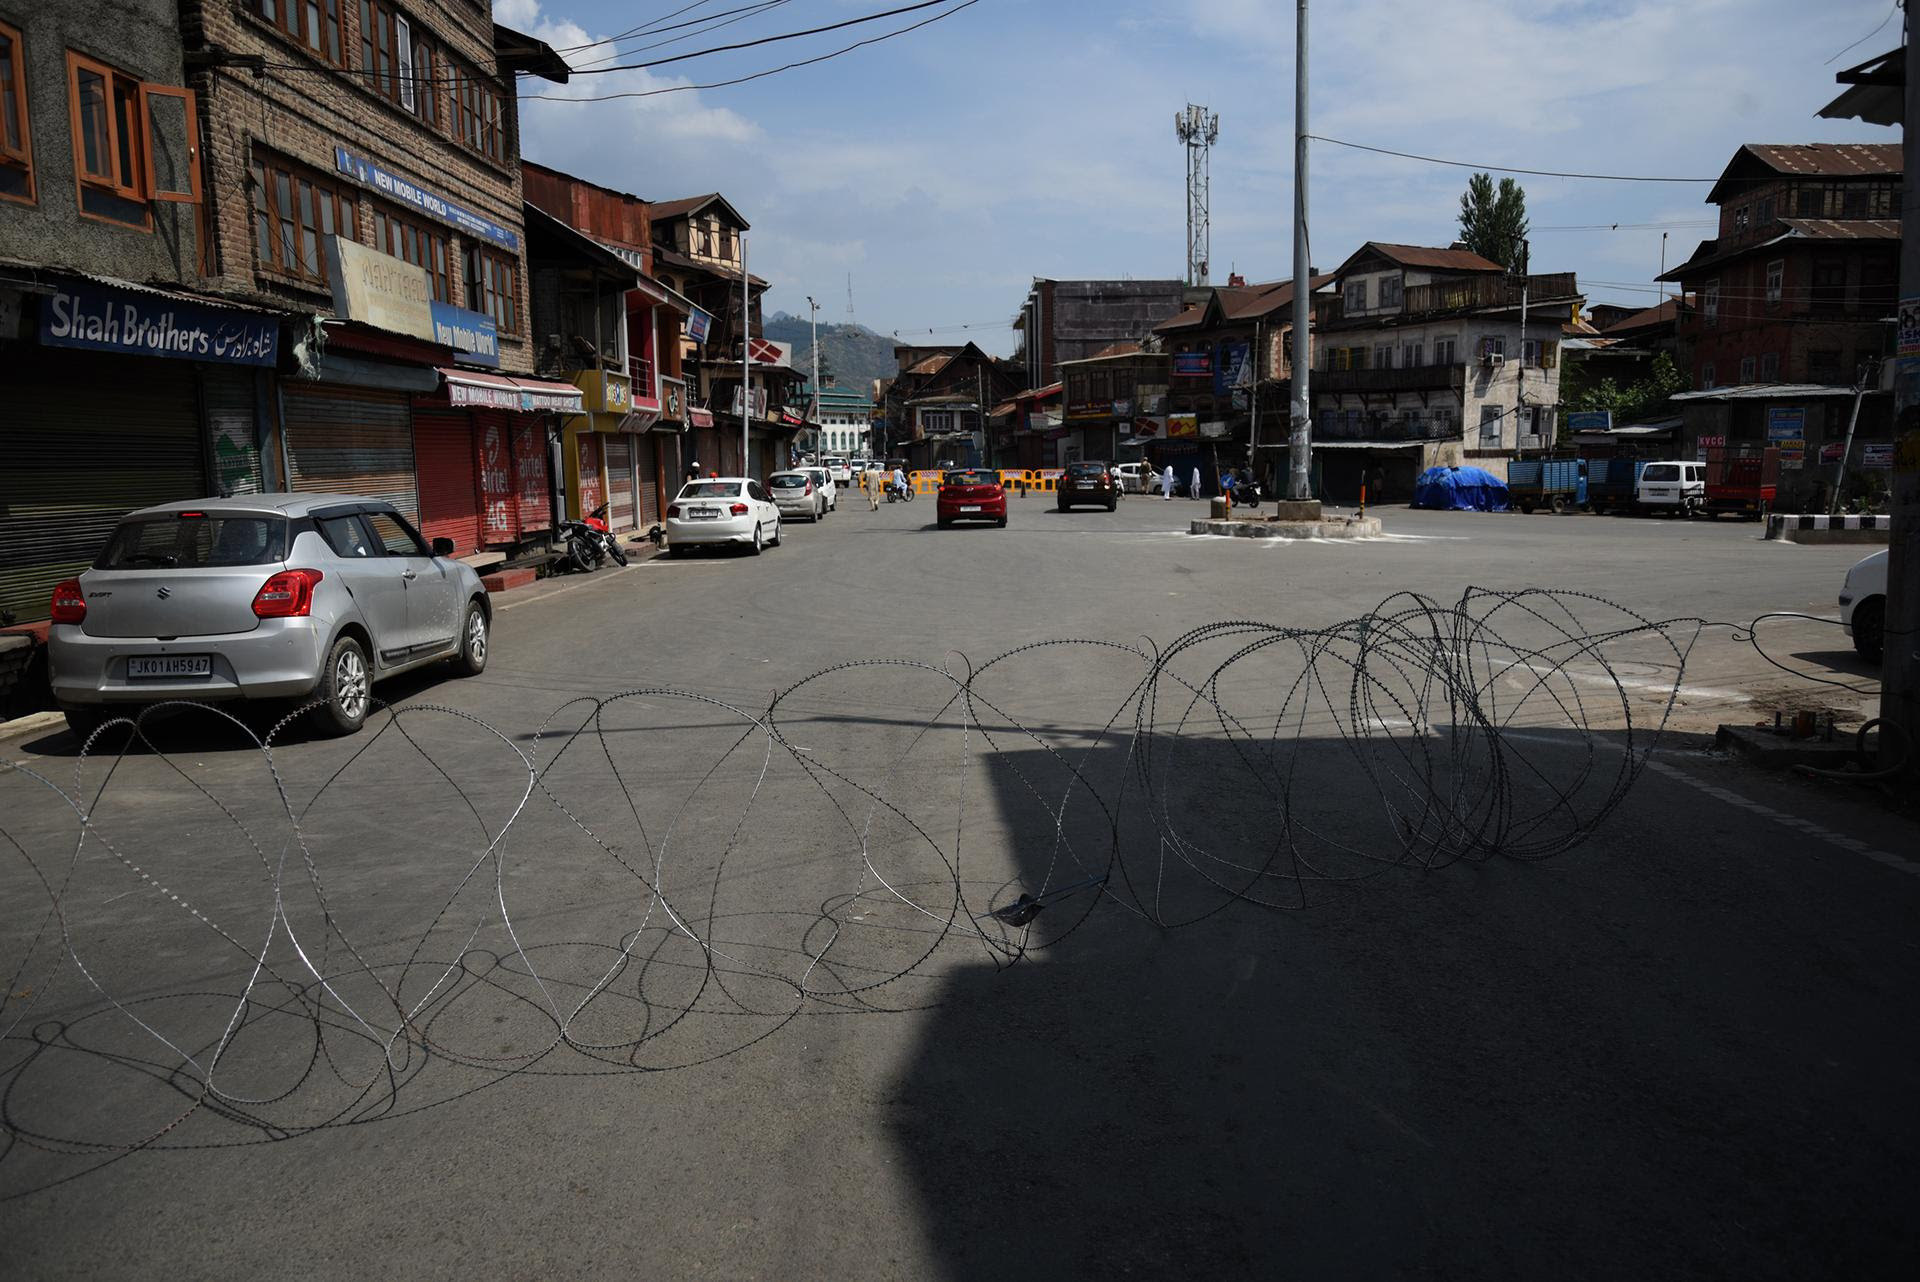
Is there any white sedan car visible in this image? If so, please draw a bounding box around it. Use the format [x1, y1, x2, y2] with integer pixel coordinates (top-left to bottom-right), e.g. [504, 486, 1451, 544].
[1839, 548, 1888, 662]
[665, 477, 782, 555]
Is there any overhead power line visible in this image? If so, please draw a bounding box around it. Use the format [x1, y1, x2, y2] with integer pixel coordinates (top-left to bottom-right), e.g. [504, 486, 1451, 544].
[522, 0, 979, 103]
[563, 0, 959, 76]
[1308, 135, 1717, 183]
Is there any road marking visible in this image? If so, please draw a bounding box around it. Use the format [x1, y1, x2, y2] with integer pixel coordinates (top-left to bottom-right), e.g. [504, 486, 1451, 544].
[1643, 758, 1917, 878]
[495, 566, 636, 612]
[1498, 730, 1914, 878]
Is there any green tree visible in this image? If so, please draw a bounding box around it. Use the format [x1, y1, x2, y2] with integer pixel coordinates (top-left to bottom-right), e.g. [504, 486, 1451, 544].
[1566, 352, 1689, 428]
[1458, 172, 1530, 271]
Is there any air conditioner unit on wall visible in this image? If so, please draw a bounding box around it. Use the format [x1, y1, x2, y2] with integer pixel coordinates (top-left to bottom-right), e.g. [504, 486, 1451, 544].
[1482, 352, 1505, 369]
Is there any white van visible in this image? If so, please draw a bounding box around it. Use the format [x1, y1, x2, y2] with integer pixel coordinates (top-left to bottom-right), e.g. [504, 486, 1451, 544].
[1635, 460, 1706, 514]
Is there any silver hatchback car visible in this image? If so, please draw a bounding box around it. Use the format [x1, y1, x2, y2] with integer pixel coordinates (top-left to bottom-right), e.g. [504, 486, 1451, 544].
[48, 494, 491, 737]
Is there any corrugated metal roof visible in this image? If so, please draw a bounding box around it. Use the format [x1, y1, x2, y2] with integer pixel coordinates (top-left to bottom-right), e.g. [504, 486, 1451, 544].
[1353, 243, 1505, 273]
[1707, 143, 1902, 203]
[1777, 217, 1901, 240]
[906, 353, 952, 376]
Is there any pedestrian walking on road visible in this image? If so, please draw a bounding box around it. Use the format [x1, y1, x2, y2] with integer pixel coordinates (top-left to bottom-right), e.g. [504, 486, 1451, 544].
[1191, 466, 1203, 499]
[1162, 465, 1175, 500]
[867, 468, 881, 510]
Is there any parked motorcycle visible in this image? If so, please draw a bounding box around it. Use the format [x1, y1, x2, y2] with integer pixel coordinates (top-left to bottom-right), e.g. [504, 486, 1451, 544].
[583, 503, 630, 567]
[555, 503, 627, 573]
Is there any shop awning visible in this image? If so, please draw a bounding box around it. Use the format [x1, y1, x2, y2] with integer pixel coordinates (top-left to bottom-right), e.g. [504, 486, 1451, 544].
[439, 368, 585, 413]
[1310, 440, 1428, 450]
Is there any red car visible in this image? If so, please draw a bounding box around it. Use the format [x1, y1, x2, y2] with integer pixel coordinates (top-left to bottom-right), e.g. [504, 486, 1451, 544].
[936, 468, 1008, 527]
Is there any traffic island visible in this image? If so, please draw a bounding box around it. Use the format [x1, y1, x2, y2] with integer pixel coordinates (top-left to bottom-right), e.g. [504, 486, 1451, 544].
[1189, 509, 1384, 539]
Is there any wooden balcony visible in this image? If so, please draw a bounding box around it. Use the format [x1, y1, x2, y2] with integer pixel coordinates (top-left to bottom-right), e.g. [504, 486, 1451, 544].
[1321, 273, 1580, 325]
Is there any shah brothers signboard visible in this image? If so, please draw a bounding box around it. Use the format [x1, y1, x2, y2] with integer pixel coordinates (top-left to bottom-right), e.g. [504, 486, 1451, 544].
[326, 237, 500, 367]
[38, 277, 277, 366]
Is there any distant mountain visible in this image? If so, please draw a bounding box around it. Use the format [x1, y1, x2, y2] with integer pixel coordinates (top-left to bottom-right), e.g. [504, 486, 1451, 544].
[764, 312, 896, 397]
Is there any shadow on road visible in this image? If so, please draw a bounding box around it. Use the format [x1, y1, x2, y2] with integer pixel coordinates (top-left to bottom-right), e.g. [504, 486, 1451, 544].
[886, 732, 1920, 1278]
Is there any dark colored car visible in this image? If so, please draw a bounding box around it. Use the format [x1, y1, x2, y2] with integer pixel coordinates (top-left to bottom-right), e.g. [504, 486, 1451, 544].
[936, 469, 1007, 527]
[1057, 461, 1119, 511]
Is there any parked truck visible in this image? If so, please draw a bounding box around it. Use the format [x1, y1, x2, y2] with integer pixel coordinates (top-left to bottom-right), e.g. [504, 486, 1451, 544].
[1702, 446, 1779, 519]
[1585, 457, 1645, 514]
[1508, 457, 1589, 514]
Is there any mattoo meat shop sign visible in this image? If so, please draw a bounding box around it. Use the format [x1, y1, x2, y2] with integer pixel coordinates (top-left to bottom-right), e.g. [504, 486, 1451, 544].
[39, 278, 278, 366]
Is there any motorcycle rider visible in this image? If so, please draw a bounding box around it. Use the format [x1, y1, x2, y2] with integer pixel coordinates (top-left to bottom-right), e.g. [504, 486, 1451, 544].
[891, 464, 909, 502]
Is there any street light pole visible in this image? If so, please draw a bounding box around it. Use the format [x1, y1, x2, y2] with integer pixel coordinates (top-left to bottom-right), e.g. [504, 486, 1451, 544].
[740, 232, 752, 479]
[807, 295, 821, 459]
[1287, 0, 1313, 502]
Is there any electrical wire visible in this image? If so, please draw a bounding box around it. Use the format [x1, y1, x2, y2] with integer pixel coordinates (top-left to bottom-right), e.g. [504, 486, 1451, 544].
[521, 0, 980, 103]
[560, 0, 960, 76]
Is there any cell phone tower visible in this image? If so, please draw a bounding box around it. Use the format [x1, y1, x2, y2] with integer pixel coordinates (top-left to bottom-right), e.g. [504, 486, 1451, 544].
[1176, 103, 1220, 286]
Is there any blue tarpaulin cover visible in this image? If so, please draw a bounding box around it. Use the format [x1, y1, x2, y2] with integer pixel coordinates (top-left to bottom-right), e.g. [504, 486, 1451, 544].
[1412, 465, 1511, 512]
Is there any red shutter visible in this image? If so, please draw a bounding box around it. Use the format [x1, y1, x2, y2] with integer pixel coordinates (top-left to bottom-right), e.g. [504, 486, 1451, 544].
[414, 412, 482, 555]
[511, 416, 551, 533]
[476, 413, 518, 544]
[605, 436, 636, 528]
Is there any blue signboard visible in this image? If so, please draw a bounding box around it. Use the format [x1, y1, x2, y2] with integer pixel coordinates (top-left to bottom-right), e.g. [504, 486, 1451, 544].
[1172, 350, 1211, 377]
[1214, 340, 1249, 397]
[39, 278, 278, 366]
[334, 148, 519, 250]
[429, 301, 500, 368]
[1765, 406, 1806, 440]
[687, 307, 713, 344]
[1566, 410, 1613, 432]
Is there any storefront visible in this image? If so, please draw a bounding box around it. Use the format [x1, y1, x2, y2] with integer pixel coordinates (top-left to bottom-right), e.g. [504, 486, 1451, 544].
[0, 272, 282, 624]
[428, 368, 586, 553]
[560, 367, 654, 529]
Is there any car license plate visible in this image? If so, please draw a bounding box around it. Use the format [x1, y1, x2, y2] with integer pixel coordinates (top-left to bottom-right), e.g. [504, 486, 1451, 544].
[128, 655, 211, 679]
[960, 504, 982, 512]
[690, 507, 719, 520]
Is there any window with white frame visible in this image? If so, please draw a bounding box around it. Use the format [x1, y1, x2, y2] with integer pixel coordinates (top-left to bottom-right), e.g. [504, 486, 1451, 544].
[1374, 344, 1394, 369]
[1703, 281, 1719, 325]
[1344, 278, 1368, 312]
[1479, 405, 1503, 447]
[1765, 259, 1783, 306]
[1434, 337, 1456, 366]
[1432, 407, 1456, 436]
[1739, 355, 1756, 383]
[1403, 341, 1423, 368]
[1701, 362, 1716, 388]
[1759, 352, 1778, 381]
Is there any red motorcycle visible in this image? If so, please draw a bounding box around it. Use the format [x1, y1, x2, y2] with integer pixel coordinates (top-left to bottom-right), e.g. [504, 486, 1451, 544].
[559, 503, 629, 572]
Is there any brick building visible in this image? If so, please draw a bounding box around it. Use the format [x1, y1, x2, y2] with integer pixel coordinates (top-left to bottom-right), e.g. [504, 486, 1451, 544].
[522, 160, 693, 530]
[877, 342, 1023, 470]
[1659, 143, 1898, 507]
[1148, 274, 1333, 494]
[0, 0, 284, 633]
[1013, 278, 1188, 390]
[182, 0, 581, 558]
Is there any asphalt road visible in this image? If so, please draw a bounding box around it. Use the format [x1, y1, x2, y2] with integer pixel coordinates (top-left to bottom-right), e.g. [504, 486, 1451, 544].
[3, 495, 1915, 1279]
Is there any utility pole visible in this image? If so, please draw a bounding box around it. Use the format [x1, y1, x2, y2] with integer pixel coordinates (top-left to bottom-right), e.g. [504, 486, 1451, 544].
[1516, 237, 1530, 450]
[806, 294, 821, 460]
[1829, 359, 1871, 517]
[1287, 0, 1313, 502]
[1882, 6, 1920, 777]
[740, 232, 752, 479]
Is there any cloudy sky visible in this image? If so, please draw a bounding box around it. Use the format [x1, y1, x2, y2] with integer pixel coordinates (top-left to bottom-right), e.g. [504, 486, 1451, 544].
[499, 0, 1902, 353]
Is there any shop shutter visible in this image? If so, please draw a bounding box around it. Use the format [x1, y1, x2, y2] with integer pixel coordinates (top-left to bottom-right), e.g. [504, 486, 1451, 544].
[283, 383, 418, 522]
[605, 436, 635, 529]
[691, 427, 720, 479]
[511, 417, 551, 533]
[202, 366, 265, 495]
[577, 433, 604, 516]
[639, 435, 666, 526]
[474, 412, 518, 545]
[414, 411, 482, 555]
[0, 348, 205, 624]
